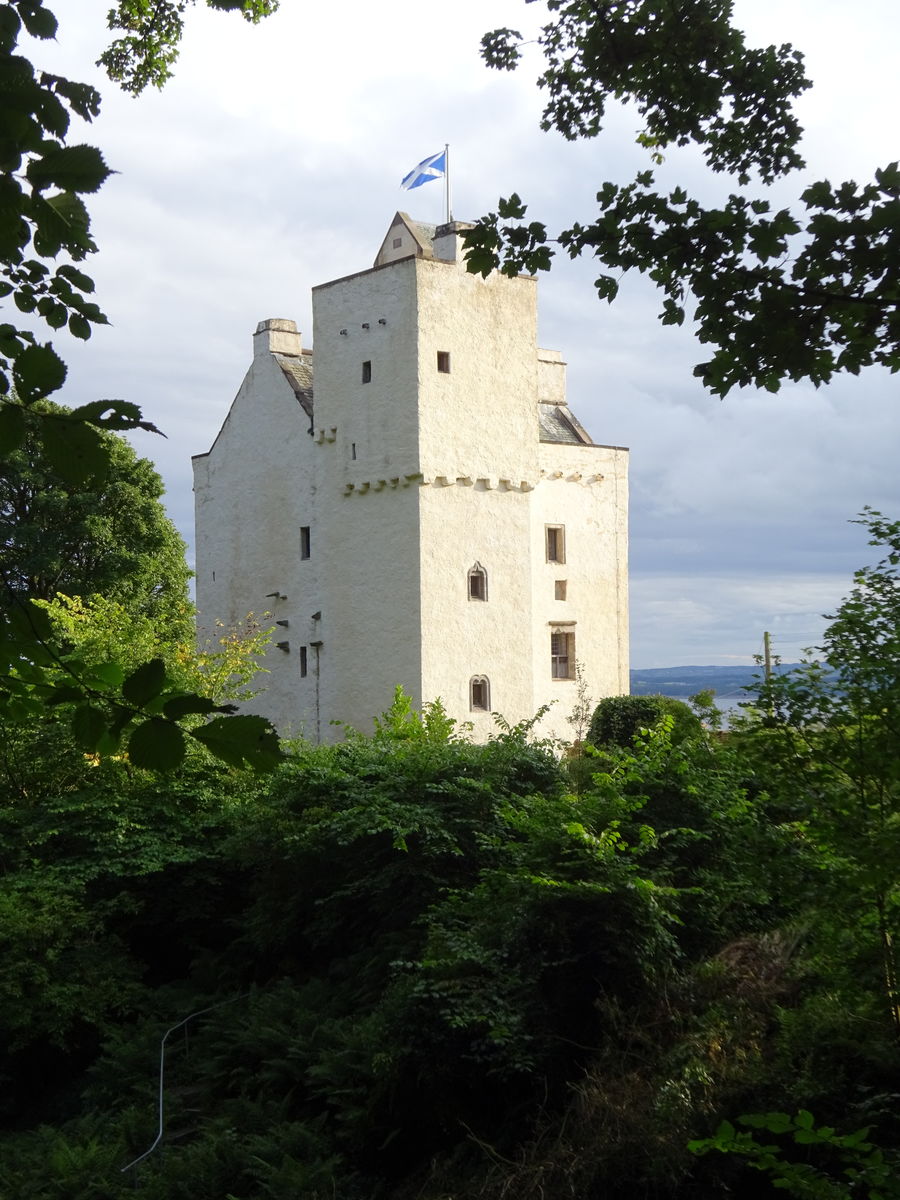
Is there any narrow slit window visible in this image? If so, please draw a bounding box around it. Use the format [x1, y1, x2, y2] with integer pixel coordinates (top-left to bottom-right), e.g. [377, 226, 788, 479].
[351, 443, 357, 460]
[437, 351, 451, 374]
[300, 526, 311, 559]
[470, 675, 490, 711]
[468, 562, 488, 601]
[555, 580, 567, 601]
[361, 360, 372, 384]
[546, 524, 566, 564]
[299, 646, 308, 678]
[551, 629, 575, 680]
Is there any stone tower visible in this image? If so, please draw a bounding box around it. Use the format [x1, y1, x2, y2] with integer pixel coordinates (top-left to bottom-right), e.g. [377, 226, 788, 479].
[192, 213, 629, 741]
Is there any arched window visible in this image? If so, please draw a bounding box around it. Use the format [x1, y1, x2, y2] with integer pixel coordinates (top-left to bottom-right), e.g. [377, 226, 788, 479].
[468, 561, 488, 601]
[469, 676, 491, 712]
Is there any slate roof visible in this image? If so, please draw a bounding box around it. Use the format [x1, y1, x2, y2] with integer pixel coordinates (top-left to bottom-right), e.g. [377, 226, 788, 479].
[275, 352, 314, 429]
[404, 216, 437, 254]
[539, 402, 593, 446]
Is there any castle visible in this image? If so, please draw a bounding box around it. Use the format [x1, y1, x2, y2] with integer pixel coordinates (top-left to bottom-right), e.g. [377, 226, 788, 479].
[192, 213, 629, 741]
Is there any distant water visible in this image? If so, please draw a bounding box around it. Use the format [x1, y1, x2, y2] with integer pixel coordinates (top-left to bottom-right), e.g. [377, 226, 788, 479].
[656, 691, 753, 727]
[708, 693, 751, 724]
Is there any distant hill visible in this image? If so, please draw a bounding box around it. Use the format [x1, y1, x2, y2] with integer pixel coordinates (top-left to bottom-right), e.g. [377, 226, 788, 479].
[630, 663, 802, 700]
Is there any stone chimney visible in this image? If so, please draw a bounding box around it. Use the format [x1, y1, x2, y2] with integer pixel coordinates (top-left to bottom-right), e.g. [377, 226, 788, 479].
[432, 220, 475, 263]
[254, 318, 302, 359]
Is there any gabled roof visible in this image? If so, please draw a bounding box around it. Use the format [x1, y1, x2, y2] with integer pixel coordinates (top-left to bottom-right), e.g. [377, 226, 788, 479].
[373, 211, 437, 267]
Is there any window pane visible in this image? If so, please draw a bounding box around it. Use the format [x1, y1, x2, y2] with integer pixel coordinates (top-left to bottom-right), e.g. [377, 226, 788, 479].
[470, 676, 490, 710]
[546, 525, 565, 563]
[551, 630, 574, 679]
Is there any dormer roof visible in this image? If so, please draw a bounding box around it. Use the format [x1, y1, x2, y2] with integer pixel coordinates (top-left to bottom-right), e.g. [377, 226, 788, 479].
[374, 211, 437, 267]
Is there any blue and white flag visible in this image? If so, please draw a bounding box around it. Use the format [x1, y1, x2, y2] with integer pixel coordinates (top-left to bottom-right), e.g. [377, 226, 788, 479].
[400, 150, 446, 190]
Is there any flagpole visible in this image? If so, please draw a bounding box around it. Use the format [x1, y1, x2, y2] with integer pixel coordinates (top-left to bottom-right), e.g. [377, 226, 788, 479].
[444, 143, 451, 224]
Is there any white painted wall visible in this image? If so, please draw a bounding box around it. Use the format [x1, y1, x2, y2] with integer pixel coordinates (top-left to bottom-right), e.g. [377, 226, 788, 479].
[193, 217, 630, 743]
[193, 321, 321, 736]
[530, 444, 630, 739]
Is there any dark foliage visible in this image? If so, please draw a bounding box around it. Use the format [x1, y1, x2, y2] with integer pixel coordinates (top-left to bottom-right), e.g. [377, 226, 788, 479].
[588, 692, 702, 748]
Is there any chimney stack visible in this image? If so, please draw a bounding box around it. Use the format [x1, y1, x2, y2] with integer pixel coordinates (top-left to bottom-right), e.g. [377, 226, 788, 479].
[254, 318, 302, 358]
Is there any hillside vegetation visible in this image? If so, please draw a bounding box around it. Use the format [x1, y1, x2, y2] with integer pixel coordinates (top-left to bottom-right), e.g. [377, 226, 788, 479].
[3, 513, 900, 1199]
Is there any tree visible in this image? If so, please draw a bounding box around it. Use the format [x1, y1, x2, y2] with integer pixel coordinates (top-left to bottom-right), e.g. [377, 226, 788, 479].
[747, 510, 900, 1037]
[0, 402, 191, 636]
[0, 0, 280, 769]
[464, 0, 900, 397]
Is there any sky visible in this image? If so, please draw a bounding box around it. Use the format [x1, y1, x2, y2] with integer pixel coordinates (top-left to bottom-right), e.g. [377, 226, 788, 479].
[23, 0, 900, 668]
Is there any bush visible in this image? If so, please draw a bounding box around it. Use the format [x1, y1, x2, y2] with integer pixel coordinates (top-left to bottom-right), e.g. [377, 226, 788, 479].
[588, 693, 702, 749]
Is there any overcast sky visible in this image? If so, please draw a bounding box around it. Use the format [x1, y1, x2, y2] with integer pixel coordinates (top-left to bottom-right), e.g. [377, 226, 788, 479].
[26, 0, 900, 668]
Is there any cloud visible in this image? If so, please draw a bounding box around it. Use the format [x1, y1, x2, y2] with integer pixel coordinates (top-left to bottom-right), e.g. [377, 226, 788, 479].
[23, 0, 900, 665]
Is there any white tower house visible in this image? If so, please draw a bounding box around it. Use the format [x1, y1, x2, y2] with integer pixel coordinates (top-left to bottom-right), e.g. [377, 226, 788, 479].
[192, 213, 629, 742]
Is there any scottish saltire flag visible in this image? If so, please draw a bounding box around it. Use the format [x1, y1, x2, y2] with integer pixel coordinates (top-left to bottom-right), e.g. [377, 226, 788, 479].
[400, 150, 446, 190]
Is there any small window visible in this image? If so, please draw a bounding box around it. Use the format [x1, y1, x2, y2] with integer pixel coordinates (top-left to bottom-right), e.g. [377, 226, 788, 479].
[437, 351, 451, 374]
[555, 580, 567, 601]
[551, 629, 575, 680]
[546, 525, 566, 564]
[299, 646, 308, 678]
[351, 442, 357, 460]
[300, 526, 311, 559]
[468, 562, 488, 601]
[392, 237, 402, 249]
[362, 360, 372, 384]
[470, 675, 491, 711]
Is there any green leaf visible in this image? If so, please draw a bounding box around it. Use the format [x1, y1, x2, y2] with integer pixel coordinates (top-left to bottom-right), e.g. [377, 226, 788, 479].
[498, 193, 526, 220]
[162, 693, 221, 720]
[127, 717, 186, 770]
[11, 342, 66, 402]
[19, 4, 58, 39]
[68, 313, 91, 340]
[71, 399, 149, 431]
[40, 413, 108, 485]
[26, 143, 112, 193]
[122, 658, 167, 707]
[0, 402, 26, 455]
[45, 684, 87, 705]
[71, 703, 107, 751]
[89, 661, 126, 688]
[7, 597, 54, 643]
[40, 190, 91, 242]
[192, 714, 282, 770]
[55, 263, 94, 292]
